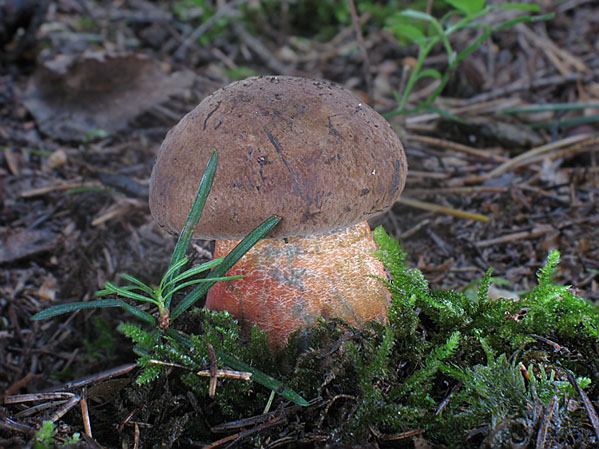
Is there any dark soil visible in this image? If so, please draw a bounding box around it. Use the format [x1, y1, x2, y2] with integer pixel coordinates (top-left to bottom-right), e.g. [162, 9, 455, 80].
[1, 0, 598, 447]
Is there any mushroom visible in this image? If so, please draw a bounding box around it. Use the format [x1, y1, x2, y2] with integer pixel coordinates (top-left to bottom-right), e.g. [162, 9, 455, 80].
[149, 76, 407, 348]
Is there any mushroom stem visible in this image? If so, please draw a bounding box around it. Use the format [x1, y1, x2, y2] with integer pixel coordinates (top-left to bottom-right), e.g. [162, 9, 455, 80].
[205, 221, 390, 348]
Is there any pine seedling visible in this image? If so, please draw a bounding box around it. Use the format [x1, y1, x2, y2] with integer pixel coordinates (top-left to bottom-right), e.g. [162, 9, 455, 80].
[32, 151, 308, 407]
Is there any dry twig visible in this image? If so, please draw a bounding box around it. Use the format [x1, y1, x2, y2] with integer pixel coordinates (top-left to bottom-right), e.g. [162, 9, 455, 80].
[396, 197, 489, 222]
[408, 134, 507, 162]
[347, 0, 373, 104]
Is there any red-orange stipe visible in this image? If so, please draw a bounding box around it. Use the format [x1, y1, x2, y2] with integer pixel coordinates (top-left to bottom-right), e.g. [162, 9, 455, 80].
[206, 221, 390, 349]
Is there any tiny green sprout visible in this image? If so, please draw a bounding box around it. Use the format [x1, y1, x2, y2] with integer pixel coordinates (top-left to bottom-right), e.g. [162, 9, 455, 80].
[34, 420, 56, 449]
[555, 376, 592, 395]
[64, 433, 81, 446]
[82, 128, 109, 143]
[33, 420, 80, 449]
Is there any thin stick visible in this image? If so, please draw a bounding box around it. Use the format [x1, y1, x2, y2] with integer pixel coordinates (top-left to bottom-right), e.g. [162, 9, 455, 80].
[15, 400, 70, 418]
[523, 138, 599, 165]
[486, 134, 591, 178]
[4, 392, 76, 403]
[406, 186, 507, 195]
[0, 416, 35, 434]
[536, 396, 558, 449]
[469, 72, 590, 104]
[408, 134, 507, 162]
[516, 23, 587, 74]
[207, 343, 218, 397]
[49, 395, 81, 423]
[231, 21, 292, 75]
[347, 0, 373, 105]
[148, 358, 252, 381]
[134, 422, 141, 449]
[20, 180, 96, 198]
[196, 369, 252, 381]
[2, 372, 39, 398]
[567, 370, 599, 440]
[475, 226, 553, 248]
[80, 390, 93, 439]
[54, 363, 137, 390]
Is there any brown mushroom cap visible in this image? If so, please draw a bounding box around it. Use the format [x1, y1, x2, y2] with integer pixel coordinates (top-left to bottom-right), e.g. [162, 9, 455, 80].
[149, 76, 407, 239]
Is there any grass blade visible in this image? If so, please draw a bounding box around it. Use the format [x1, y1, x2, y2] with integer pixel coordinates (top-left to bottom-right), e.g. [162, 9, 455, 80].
[163, 258, 224, 290]
[31, 299, 121, 320]
[104, 282, 160, 306]
[168, 275, 244, 297]
[95, 284, 149, 297]
[496, 3, 540, 12]
[501, 103, 599, 114]
[119, 274, 153, 294]
[215, 349, 309, 407]
[171, 215, 280, 321]
[530, 114, 599, 130]
[162, 258, 190, 285]
[163, 150, 218, 309]
[116, 300, 157, 325]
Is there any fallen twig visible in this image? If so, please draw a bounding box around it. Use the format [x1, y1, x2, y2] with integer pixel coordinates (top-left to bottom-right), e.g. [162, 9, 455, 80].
[408, 134, 507, 162]
[485, 133, 592, 178]
[475, 225, 554, 248]
[347, 0, 373, 105]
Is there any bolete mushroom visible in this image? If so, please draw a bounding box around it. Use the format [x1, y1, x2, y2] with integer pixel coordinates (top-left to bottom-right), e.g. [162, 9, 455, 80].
[149, 76, 407, 348]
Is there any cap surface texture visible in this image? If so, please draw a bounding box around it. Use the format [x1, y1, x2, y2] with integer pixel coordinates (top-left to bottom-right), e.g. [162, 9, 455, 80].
[149, 76, 407, 239]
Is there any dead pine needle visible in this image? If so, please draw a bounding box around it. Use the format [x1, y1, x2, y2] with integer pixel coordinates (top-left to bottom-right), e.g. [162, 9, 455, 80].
[396, 197, 489, 222]
[408, 134, 507, 162]
[486, 134, 591, 178]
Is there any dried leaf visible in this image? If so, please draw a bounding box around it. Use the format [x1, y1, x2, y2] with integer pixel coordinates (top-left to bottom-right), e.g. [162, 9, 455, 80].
[0, 230, 59, 264]
[23, 52, 195, 141]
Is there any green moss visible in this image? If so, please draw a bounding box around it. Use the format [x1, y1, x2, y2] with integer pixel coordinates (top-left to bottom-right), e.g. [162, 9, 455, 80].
[114, 227, 598, 445]
[365, 227, 599, 445]
[33, 420, 80, 449]
[118, 309, 277, 421]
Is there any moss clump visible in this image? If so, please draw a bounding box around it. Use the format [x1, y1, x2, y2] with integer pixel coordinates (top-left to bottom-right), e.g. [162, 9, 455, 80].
[116, 227, 599, 446]
[119, 308, 276, 422]
[288, 228, 599, 445]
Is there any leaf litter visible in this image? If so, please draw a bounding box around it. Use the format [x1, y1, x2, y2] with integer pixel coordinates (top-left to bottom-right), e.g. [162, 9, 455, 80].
[1, 0, 599, 447]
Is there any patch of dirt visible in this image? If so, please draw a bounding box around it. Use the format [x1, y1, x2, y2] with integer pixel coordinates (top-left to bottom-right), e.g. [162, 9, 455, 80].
[1, 0, 598, 447]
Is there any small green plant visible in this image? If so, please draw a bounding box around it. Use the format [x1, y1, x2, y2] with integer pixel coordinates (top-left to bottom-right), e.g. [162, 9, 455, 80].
[82, 128, 108, 144]
[386, 0, 553, 114]
[33, 420, 80, 449]
[32, 151, 308, 407]
[34, 420, 56, 449]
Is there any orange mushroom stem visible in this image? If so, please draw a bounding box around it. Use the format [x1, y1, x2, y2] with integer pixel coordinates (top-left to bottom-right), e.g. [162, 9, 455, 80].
[206, 221, 390, 348]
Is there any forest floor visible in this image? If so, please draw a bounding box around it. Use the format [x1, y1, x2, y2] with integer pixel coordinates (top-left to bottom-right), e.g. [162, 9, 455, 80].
[1, 0, 599, 447]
